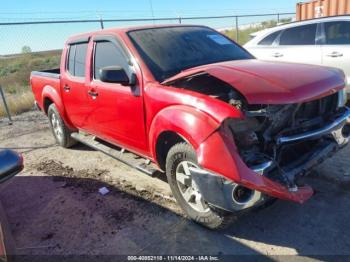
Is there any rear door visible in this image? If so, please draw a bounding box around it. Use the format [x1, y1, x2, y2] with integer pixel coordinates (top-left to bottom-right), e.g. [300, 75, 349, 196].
[61, 40, 90, 129]
[246, 30, 282, 61]
[86, 36, 148, 155]
[321, 21, 350, 86]
[271, 23, 322, 65]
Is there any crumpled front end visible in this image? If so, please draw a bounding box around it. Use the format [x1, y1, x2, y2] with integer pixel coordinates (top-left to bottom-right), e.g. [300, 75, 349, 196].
[194, 91, 350, 212]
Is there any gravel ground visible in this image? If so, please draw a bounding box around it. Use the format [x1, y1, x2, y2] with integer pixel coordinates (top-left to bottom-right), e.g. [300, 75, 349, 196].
[0, 110, 350, 259]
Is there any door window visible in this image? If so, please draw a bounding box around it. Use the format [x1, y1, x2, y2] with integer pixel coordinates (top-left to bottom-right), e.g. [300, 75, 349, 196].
[67, 45, 76, 75]
[324, 21, 350, 45]
[258, 30, 281, 46]
[279, 24, 317, 45]
[66, 43, 88, 77]
[94, 41, 129, 80]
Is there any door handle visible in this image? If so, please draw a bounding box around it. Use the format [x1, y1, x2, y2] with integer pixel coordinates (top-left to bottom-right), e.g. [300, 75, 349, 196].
[272, 52, 284, 58]
[326, 51, 343, 58]
[88, 90, 99, 99]
[63, 85, 71, 92]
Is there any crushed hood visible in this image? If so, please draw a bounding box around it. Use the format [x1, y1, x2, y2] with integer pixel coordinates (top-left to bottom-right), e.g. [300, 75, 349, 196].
[162, 60, 345, 104]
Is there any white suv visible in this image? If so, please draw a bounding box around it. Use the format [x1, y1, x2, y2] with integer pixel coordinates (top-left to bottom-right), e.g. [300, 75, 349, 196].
[244, 16, 350, 96]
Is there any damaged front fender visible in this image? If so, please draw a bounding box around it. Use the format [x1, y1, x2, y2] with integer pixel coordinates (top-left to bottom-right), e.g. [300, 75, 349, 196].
[196, 128, 314, 205]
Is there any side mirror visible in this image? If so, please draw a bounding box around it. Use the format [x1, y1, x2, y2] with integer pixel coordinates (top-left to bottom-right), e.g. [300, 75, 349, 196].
[99, 66, 136, 86]
[0, 150, 23, 183]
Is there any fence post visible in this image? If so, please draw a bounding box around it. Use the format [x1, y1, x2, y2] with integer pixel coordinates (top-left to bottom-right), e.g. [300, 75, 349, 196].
[0, 86, 13, 125]
[100, 18, 104, 29]
[277, 13, 280, 23]
[235, 16, 239, 43]
[178, 16, 182, 24]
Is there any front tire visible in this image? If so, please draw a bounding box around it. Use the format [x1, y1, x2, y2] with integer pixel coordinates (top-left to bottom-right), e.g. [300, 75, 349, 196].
[48, 104, 77, 148]
[166, 142, 234, 230]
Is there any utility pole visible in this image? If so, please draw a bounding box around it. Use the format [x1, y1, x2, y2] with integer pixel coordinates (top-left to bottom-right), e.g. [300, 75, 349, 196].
[149, 0, 155, 24]
[100, 17, 104, 29]
[96, 11, 104, 29]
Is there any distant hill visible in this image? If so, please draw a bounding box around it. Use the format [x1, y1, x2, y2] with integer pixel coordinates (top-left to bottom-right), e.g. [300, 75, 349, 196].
[0, 49, 62, 116]
[0, 49, 62, 60]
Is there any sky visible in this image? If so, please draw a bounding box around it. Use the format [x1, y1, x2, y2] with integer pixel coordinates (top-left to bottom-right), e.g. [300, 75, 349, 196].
[0, 0, 305, 55]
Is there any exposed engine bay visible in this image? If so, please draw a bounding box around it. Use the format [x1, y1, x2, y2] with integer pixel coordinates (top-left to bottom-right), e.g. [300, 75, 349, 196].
[226, 93, 348, 188]
[171, 73, 350, 190]
[168, 73, 245, 108]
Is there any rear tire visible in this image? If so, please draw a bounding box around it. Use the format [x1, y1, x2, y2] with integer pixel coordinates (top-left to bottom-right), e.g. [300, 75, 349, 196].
[166, 142, 234, 230]
[48, 104, 77, 148]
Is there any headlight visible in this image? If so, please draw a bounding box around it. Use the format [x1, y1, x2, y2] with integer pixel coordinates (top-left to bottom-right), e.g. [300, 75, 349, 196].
[338, 89, 347, 108]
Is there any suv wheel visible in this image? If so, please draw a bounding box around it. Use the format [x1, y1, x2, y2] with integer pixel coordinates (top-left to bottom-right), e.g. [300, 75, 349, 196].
[166, 142, 234, 229]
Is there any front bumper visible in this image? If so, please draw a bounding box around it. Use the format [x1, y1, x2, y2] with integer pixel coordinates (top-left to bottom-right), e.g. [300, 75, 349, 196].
[196, 108, 350, 210]
[277, 108, 350, 145]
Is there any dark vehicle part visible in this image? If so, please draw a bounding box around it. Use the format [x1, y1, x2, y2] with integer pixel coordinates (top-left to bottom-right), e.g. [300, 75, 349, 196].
[228, 92, 350, 190]
[276, 108, 350, 145]
[99, 66, 135, 85]
[167, 73, 246, 106]
[0, 149, 23, 258]
[0, 150, 23, 183]
[31, 68, 60, 79]
[71, 132, 159, 176]
[165, 142, 234, 230]
[189, 167, 266, 212]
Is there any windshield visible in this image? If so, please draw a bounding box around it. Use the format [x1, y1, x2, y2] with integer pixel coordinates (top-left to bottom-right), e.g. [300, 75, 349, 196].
[128, 26, 254, 82]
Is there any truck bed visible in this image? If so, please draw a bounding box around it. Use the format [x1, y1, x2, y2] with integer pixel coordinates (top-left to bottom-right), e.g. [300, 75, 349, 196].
[30, 68, 61, 112]
[31, 68, 60, 79]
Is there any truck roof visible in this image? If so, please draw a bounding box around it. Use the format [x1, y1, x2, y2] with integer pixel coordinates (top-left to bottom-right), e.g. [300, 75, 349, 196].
[66, 24, 205, 44]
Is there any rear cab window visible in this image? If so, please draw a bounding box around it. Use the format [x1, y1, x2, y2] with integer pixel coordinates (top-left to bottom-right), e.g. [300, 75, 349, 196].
[66, 43, 88, 77]
[279, 24, 317, 45]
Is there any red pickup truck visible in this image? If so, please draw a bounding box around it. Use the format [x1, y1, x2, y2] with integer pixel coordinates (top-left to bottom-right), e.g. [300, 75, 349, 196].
[31, 25, 349, 229]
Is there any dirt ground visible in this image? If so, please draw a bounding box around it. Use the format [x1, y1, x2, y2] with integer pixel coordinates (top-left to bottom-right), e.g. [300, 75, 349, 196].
[1, 110, 350, 259]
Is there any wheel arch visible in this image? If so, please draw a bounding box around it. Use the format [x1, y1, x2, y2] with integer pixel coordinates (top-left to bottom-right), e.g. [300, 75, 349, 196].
[43, 96, 54, 114]
[155, 131, 188, 171]
[41, 85, 75, 129]
[149, 105, 220, 170]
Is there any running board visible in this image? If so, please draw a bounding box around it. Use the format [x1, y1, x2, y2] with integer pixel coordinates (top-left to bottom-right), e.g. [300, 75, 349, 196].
[71, 132, 159, 176]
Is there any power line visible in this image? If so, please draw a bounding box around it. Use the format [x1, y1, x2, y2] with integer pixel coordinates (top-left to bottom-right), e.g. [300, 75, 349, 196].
[148, 0, 155, 21]
[0, 11, 295, 23]
[0, 7, 294, 15]
[0, 12, 296, 26]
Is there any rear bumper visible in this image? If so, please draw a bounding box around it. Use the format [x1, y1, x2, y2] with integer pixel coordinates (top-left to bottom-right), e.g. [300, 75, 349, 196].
[196, 108, 350, 210]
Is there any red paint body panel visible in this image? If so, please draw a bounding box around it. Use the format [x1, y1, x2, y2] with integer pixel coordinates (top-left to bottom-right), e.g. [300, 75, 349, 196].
[163, 59, 345, 104]
[30, 25, 346, 204]
[30, 74, 75, 129]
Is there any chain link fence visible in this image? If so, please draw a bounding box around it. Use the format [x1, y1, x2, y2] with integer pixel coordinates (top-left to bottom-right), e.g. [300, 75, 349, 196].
[0, 12, 295, 117]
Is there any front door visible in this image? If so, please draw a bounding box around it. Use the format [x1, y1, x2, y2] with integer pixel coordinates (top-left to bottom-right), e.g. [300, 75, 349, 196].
[86, 37, 148, 155]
